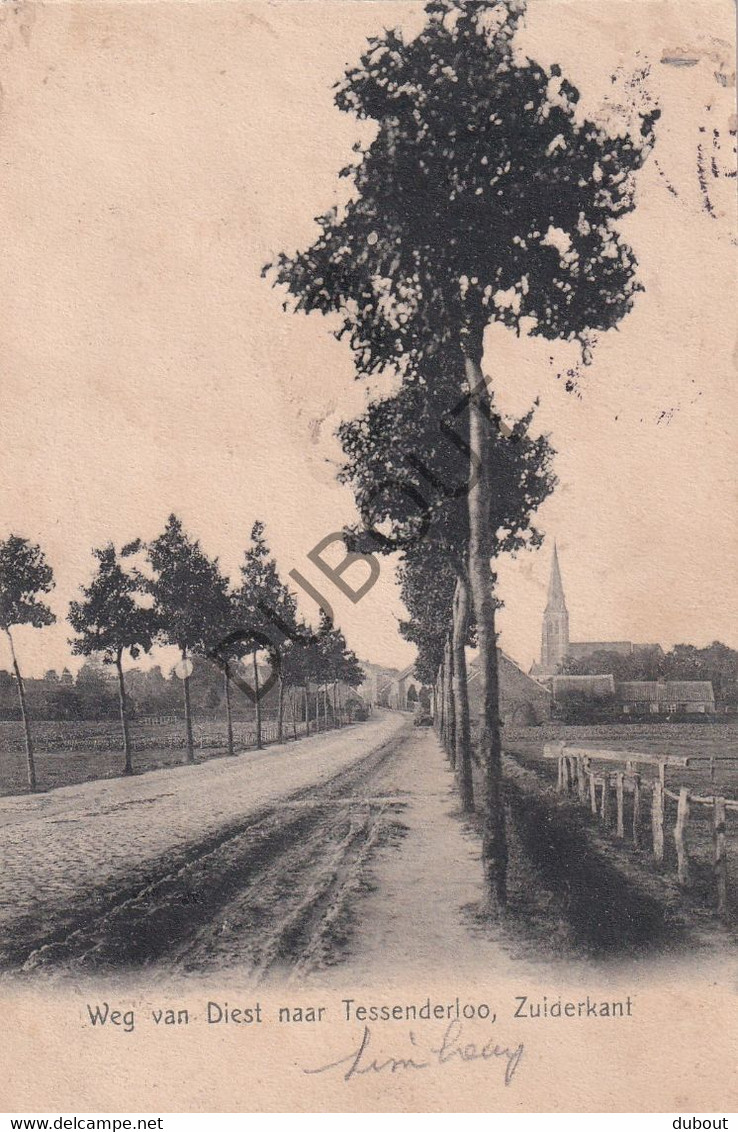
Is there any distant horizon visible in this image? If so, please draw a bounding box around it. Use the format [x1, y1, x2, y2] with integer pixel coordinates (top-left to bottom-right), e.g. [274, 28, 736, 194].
[2, 618, 733, 684]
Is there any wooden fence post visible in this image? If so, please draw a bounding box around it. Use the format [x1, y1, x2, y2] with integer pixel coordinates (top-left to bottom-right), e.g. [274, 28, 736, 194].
[615, 772, 625, 838]
[651, 777, 664, 862]
[713, 796, 728, 917]
[578, 757, 588, 804]
[632, 774, 642, 849]
[557, 753, 564, 793]
[589, 771, 597, 815]
[674, 786, 691, 887]
[600, 773, 611, 826]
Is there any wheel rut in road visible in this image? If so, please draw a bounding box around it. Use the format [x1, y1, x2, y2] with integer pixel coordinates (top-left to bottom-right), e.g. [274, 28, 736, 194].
[9, 723, 412, 981]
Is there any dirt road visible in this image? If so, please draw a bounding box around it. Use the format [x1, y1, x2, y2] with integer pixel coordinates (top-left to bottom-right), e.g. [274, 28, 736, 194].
[0, 713, 413, 981]
[4, 711, 703, 986]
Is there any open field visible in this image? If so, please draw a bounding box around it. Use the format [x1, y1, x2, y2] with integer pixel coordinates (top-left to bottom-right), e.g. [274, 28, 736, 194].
[0, 716, 322, 796]
[503, 719, 738, 928]
[504, 719, 738, 793]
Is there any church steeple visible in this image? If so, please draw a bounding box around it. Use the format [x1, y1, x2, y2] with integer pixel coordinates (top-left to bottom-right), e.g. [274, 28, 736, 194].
[541, 542, 570, 673]
[545, 542, 567, 612]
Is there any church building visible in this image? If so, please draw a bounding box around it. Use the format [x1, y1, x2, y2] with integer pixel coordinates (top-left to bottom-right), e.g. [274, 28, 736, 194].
[530, 545, 662, 678]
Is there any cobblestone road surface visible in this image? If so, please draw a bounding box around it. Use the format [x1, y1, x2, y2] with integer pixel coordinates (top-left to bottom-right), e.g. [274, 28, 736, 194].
[0, 713, 407, 970]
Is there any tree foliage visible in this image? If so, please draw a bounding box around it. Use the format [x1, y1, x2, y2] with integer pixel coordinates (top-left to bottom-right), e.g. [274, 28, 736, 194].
[0, 536, 56, 634]
[147, 514, 231, 763]
[69, 544, 158, 665]
[267, 0, 659, 372]
[0, 534, 56, 790]
[397, 544, 458, 684]
[266, 0, 658, 907]
[235, 520, 299, 657]
[561, 642, 738, 705]
[315, 610, 365, 689]
[147, 515, 230, 657]
[339, 348, 555, 564]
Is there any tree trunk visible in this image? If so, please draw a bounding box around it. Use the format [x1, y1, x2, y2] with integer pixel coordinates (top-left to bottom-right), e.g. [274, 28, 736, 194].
[223, 662, 234, 756]
[444, 635, 456, 766]
[252, 648, 262, 749]
[304, 683, 310, 734]
[6, 628, 37, 792]
[277, 674, 284, 744]
[437, 664, 445, 739]
[323, 684, 329, 730]
[452, 576, 474, 813]
[332, 681, 339, 728]
[464, 332, 507, 910]
[291, 688, 298, 740]
[181, 647, 195, 764]
[432, 682, 438, 728]
[115, 649, 133, 776]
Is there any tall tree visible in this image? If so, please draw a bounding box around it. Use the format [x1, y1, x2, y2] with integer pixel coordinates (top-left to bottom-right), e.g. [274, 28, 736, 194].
[279, 631, 309, 739]
[662, 643, 738, 706]
[68, 543, 158, 775]
[334, 630, 365, 710]
[313, 611, 336, 730]
[397, 541, 458, 738]
[267, 0, 656, 907]
[235, 521, 297, 748]
[314, 613, 365, 726]
[200, 574, 253, 758]
[298, 630, 327, 735]
[0, 535, 56, 791]
[148, 515, 230, 764]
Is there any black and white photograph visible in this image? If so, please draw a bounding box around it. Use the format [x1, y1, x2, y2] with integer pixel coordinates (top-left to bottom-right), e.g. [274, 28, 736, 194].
[0, 0, 735, 1114]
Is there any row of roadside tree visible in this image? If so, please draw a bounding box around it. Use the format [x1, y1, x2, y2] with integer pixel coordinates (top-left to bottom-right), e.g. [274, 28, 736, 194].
[0, 518, 364, 792]
[265, 0, 659, 909]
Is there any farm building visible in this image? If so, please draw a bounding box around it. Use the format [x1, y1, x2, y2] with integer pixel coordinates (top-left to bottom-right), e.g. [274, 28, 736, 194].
[617, 681, 716, 715]
[546, 674, 716, 717]
[468, 652, 552, 726]
[385, 665, 419, 710]
[360, 652, 552, 724]
[551, 674, 616, 703]
[358, 662, 419, 711]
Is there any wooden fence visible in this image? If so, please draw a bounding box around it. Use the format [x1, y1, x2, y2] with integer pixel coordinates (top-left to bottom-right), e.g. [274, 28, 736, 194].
[544, 742, 737, 917]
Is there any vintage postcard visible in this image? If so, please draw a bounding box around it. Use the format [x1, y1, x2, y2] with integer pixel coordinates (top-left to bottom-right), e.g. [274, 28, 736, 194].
[0, 0, 736, 1115]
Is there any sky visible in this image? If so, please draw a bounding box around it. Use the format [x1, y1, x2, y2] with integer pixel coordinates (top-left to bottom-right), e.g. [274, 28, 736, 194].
[0, 0, 735, 678]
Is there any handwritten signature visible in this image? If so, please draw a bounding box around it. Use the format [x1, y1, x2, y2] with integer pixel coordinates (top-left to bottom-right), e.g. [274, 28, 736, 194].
[304, 1020, 524, 1086]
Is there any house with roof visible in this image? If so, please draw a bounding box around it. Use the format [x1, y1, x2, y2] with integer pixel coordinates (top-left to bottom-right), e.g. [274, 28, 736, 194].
[361, 652, 551, 723]
[547, 673, 616, 719]
[547, 673, 715, 717]
[468, 651, 552, 726]
[551, 673, 616, 703]
[617, 680, 716, 716]
[387, 665, 419, 710]
[358, 662, 420, 711]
